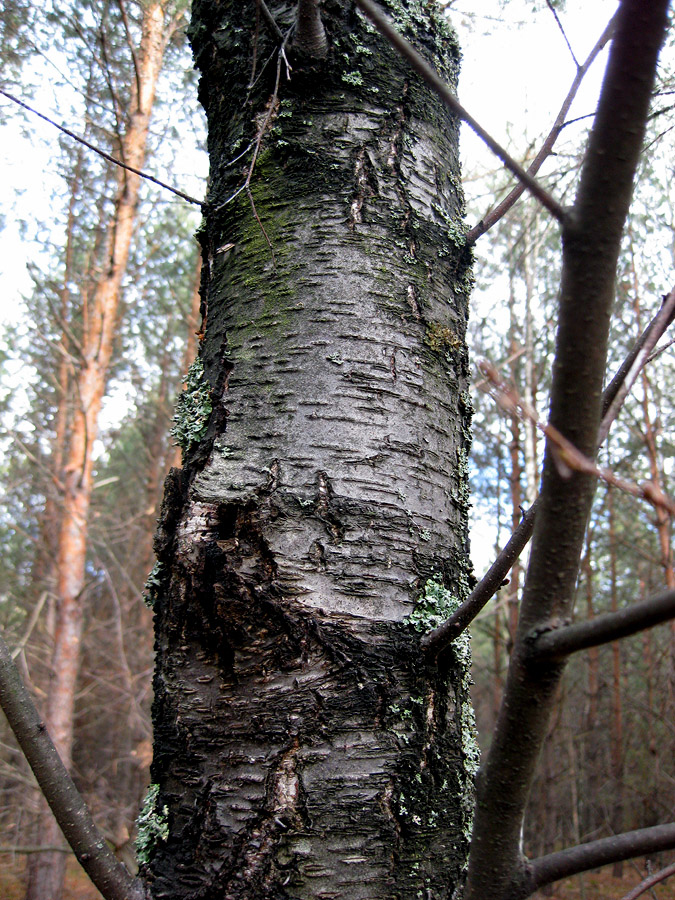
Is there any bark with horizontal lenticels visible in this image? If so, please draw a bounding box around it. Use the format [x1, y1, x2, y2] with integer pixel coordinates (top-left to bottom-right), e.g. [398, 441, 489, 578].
[147, 2, 475, 898]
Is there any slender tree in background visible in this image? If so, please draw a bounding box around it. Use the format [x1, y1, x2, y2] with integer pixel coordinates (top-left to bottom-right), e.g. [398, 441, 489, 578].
[25, 3, 185, 898]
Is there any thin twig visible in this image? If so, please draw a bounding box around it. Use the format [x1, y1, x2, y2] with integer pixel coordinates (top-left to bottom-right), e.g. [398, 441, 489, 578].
[479, 357, 675, 516]
[0, 632, 147, 900]
[114, 0, 142, 108]
[546, 0, 579, 68]
[3, 429, 65, 492]
[353, 0, 566, 223]
[598, 285, 675, 444]
[11, 593, 48, 661]
[246, 186, 277, 268]
[98, 19, 126, 161]
[240, 28, 293, 267]
[619, 861, 675, 900]
[258, 0, 284, 41]
[466, 11, 616, 244]
[648, 334, 675, 362]
[250, 0, 261, 86]
[0, 88, 203, 206]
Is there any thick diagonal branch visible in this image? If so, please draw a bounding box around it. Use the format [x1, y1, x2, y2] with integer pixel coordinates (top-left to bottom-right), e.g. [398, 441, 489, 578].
[0, 633, 146, 900]
[524, 825, 675, 899]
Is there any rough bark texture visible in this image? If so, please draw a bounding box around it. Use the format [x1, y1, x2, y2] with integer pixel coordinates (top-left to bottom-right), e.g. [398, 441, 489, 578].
[147, 3, 474, 899]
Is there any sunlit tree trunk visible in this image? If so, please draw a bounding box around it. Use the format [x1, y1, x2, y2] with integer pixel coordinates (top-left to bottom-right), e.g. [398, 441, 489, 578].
[26, 5, 175, 898]
[30, 147, 84, 644]
[147, 2, 475, 897]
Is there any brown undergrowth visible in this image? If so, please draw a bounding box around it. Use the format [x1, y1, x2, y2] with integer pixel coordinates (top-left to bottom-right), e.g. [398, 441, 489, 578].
[538, 855, 675, 900]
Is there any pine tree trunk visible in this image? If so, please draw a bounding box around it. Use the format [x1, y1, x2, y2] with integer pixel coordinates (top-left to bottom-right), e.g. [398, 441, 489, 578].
[25, 5, 172, 898]
[147, 2, 475, 898]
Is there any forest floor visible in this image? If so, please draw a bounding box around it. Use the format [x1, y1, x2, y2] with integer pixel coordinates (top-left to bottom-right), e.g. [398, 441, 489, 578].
[1, 855, 675, 899]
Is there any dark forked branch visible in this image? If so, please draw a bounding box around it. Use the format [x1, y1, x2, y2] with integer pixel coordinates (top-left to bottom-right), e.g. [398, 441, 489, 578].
[0, 633, 146, 900]
[466, 11, 617, 244]
[463, 0, 670, 895]
[422, 290, 675, 657]
[525, 588, 675, 661]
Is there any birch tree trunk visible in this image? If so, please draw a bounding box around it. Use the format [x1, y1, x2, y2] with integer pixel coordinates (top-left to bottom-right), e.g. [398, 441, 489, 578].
[147, 2, 475, 897]
[26, 5, 174, 898]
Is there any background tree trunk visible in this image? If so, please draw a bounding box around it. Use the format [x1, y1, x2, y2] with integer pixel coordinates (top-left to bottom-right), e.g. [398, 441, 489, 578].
[25, 5, 172, 898]
[147, 2, 475, 897]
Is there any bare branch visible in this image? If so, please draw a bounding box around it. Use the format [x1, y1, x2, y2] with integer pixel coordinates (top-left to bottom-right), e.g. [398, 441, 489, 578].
[464, 1, 670, 895]
[258, 0, 284, 42]
[526, 588, 675, 660]
[545, 0, 579, 68]
[598, 285, 675, 444]
[525, 824, 675, 898]
[466, 12, 616, 244]
[0, 88, 202, 206]
[114, 0, 142, 107]
[353, 0, 566, 223]
[423, 285, 675, 657]
[619, 861, 675, 900]
[421, 502, 537, 654]
[0, 632, 147, 900]
[479, 358, 675, 515]
[10, 592, 49, 661]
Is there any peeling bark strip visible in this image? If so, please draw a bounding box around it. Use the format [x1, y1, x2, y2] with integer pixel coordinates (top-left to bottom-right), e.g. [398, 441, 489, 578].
[149, 2, 473, 898]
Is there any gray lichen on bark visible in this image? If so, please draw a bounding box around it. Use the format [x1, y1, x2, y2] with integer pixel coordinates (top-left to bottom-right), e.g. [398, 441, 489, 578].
[149, 3, 474, 898]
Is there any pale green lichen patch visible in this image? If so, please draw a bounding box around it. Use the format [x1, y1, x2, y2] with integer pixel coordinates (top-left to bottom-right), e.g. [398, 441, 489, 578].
[408, 575, 459, 633]
[342, 70, 364, 87]
[136, 783, 169, 865]
[460, 699, 480, 780]
[170, 356, 212, 453]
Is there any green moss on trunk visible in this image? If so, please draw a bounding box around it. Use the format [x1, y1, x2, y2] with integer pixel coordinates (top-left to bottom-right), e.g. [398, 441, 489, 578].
[150, 3, 475, 898]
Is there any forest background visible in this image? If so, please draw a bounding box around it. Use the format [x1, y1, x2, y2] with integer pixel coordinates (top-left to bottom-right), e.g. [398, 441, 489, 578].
[0, 0, 674, 897]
